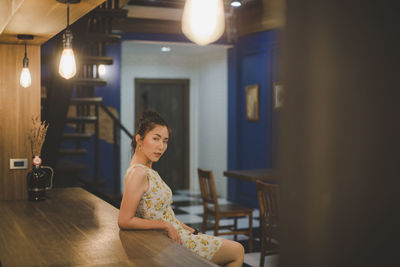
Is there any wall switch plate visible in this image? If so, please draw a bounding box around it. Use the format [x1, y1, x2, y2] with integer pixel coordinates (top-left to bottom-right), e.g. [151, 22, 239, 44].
[10, 159, 28, 169]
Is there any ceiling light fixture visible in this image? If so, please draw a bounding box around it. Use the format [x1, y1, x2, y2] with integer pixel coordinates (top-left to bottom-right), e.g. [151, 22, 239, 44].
[182, 0, 225, 46]
[17, 34, 34, 88]
[161, 46, 171, 52]
[57, 0, 80, 79]
[230, 0, 242, 7]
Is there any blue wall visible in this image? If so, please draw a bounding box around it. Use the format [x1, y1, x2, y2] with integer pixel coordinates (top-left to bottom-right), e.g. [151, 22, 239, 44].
[227, 30, 280, 208]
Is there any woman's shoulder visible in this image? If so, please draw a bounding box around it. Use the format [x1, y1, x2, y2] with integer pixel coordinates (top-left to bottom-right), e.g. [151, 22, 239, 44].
[125, 164, 148, 181]
[124, 166, 150, 192]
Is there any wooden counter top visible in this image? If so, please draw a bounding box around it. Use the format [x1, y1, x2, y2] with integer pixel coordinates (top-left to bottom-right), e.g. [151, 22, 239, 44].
[0, 187, 216, 266]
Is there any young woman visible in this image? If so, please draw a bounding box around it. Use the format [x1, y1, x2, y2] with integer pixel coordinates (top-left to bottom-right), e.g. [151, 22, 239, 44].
[118, 111, 244, 266]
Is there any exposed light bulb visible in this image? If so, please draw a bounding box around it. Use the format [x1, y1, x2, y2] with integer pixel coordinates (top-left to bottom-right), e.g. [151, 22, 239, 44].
[58, 29, 76, 79]
[19, 41, 31, 88]
[20, 67, 32, 88]
[59, 48, 76, 79]
[98, 64, 106, 76]
[182, 0, 225, 46]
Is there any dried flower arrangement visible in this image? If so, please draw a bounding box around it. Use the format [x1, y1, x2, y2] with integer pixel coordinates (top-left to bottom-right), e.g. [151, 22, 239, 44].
[28, 116, 49, 157]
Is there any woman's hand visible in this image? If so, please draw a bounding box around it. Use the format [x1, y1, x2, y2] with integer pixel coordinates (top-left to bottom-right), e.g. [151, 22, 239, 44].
[164, 222, 182, 245]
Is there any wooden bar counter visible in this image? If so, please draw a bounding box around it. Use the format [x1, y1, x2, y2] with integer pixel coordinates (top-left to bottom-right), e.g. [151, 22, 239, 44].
[0, 188, 216, 267]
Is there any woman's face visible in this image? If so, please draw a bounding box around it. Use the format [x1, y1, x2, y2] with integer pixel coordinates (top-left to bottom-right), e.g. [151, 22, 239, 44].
[138, 125, 169, 162]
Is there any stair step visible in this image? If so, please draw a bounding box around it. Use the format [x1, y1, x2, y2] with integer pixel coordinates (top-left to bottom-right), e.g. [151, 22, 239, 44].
[66, 116, 97, 123]
[59, 148, 88, 156]
[79, 33, 121, 44]
[73, 78, 107, 86]
[81, 56, 114, 65]
[63, 133, 93, 140]
[70, 97, 103, 105]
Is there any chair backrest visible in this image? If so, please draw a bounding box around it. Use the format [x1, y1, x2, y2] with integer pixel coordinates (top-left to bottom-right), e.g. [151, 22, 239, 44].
[256, 180, 280, 236]
[197, 168, 219, 208]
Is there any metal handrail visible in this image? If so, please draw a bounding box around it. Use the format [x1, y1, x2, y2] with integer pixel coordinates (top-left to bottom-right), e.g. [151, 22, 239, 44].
[99, 102, 133, 139]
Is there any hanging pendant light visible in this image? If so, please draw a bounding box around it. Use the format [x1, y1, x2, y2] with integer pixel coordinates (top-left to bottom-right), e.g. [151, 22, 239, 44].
[57, 0, 80, 79]
[181, 0, 225, 46]
[17, 34, 34, 88]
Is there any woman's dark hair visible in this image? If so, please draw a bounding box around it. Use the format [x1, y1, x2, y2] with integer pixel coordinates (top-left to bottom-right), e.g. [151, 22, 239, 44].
[131, 110, 171, 150]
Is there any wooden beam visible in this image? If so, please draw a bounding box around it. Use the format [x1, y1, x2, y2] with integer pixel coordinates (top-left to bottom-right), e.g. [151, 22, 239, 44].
[0, 0, 107, 45]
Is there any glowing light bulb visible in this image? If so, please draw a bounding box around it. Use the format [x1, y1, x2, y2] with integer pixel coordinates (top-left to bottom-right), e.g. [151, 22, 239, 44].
[18, 38, 32, 88]
[20, 67, 32, 88]
[59, 48, 76, 79]
[182, 0, 225, 46]
[98, 64, 106, 76]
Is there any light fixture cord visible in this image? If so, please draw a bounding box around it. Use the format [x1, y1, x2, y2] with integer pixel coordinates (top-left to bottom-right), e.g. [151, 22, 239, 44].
[67, 1, 70, 28]
[23, 40, 29, 68]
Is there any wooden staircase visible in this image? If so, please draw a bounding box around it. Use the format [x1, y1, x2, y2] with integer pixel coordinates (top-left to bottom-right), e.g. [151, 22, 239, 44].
[41, 0, 129, 207]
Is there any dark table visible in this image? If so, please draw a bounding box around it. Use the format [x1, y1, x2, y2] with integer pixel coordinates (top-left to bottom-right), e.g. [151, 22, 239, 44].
[223, 168, 279, 183]
[0, 187, 216, 267]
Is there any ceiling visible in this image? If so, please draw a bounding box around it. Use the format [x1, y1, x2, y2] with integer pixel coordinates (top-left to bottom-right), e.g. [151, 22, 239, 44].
[119, 0, 284, 37]
[127, 0, 236, 9]
[122, 0, 244, 22]
[0, 0, 107, 45]
[127, 0, 186, 8]
[125, 40, 231, 56]
[0, 0, 284, 45]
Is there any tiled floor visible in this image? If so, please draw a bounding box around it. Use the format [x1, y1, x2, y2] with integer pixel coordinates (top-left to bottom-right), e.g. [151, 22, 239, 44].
[172, 189, 279, 267]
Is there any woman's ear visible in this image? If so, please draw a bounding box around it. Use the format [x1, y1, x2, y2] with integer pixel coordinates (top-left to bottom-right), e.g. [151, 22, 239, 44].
[135, 134, 141, 144]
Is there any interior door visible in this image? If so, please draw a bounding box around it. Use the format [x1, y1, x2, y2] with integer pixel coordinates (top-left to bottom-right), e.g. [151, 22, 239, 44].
[135, 78, 190, 191]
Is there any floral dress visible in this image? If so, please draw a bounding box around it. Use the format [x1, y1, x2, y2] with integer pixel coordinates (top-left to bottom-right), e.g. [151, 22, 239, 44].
[125, 163, 223, 260]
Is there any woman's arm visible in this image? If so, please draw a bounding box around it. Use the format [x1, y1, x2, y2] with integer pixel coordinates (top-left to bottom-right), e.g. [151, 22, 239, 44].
[118, 167, 182, 244]
[118, 167, 160, 229]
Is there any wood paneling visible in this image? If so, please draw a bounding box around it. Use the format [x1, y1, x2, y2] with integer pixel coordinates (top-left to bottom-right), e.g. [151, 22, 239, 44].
[0, 0, 107, 45]
[0, 188, 217, 266]
[0, 43, 40, 200]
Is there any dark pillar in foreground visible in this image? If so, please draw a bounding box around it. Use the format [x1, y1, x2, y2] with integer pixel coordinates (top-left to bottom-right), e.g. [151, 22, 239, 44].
[279, 1, 399, 266]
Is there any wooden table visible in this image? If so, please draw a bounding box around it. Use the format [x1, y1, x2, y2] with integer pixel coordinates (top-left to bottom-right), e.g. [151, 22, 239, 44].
[223, 168, 279, 183]
[0, 188, 216, 267]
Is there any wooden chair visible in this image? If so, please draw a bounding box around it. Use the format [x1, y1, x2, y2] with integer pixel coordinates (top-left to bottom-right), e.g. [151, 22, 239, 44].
[197, 168, 253, 252]
[256, 180, 280, 267]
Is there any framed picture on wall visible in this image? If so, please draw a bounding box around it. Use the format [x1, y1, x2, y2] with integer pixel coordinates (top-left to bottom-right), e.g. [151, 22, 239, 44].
[245, 84, 259, 121]
[273, 82, 284, 110]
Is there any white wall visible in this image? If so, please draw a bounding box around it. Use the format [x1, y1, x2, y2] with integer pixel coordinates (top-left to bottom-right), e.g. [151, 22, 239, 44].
[197, 50, 228, 197]
[120, 41, 228, 197]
